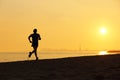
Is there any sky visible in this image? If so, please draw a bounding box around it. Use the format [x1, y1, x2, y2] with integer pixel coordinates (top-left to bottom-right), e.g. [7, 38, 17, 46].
[0, 0, 120, 52]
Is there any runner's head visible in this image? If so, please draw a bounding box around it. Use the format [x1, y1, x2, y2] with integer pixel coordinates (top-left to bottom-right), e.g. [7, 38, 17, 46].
[33, 28, 37, 33]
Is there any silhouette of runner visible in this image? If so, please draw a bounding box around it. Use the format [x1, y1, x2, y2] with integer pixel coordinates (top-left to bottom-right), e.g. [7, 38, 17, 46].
[28, 28, 41, 60]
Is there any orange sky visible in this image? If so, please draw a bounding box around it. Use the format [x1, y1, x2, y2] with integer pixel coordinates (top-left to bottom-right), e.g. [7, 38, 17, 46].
[0, 0, 120, 52]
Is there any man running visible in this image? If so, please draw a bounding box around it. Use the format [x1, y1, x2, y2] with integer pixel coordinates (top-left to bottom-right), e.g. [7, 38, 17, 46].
[28, 28, 41, 60]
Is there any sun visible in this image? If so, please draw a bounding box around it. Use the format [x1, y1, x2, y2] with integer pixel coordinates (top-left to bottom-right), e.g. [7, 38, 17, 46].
[100, 27, 107, 35]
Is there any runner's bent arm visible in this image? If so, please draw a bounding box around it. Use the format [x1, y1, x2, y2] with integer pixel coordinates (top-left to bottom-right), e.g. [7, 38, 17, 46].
[38, 34, 41, 40]
[28, 34, 32, 43]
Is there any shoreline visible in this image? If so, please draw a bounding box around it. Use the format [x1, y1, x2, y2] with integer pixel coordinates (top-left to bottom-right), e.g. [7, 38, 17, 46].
[0, 51, 99, 63]
[0, 54, 120, 80]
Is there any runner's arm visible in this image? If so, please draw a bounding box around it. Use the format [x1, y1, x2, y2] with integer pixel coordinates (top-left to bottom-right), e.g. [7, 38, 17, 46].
[38, 34, 41, 40]
[28, 34, 32, 43]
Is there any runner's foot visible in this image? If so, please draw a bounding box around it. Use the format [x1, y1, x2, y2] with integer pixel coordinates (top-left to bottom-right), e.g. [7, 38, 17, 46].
[28, 52, 32, 58]
[36, 57, 39, 61]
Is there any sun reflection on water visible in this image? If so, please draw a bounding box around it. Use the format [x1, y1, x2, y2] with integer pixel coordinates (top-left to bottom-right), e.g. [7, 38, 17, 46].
[99, 51, 108, 55]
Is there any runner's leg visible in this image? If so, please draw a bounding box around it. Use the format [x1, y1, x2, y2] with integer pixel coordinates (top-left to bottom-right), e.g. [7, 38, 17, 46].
[34, 46, 38, 60]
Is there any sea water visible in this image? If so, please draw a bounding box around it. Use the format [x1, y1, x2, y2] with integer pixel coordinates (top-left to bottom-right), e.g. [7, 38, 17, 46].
[0, 51, 99, 62]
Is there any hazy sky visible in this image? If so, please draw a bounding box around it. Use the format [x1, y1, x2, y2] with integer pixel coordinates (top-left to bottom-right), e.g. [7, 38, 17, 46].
[0, 0, 120, 52]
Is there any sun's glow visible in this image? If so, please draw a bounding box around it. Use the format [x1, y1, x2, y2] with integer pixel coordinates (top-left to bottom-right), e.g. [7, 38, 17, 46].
[99, 51, 108, 55]
[100, 27, 107, 35]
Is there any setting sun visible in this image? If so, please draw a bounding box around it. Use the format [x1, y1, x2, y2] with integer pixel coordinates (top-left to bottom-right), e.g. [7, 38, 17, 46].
[100, 27, 107, 35]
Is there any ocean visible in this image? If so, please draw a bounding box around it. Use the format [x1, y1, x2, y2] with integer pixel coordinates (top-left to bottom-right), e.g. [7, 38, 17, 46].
[0, 51, 100, 62]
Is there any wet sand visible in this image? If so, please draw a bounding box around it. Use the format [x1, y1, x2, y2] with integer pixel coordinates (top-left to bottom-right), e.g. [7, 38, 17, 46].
[0, 54, 120, 80]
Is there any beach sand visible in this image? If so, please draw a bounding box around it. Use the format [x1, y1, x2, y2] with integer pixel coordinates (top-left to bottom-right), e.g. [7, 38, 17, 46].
[0, 54, 120, 80]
